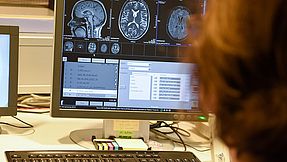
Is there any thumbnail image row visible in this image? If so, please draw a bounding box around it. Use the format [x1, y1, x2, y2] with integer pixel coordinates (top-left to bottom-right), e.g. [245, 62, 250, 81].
[63, 39, 189, 58]
[64, 41, 120, 54]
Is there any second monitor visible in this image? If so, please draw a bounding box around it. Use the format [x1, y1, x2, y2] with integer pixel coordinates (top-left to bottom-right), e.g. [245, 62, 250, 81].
[0, 25, 19, 134]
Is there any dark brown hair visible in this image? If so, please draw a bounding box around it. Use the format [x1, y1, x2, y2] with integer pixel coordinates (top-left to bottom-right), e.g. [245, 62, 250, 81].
[194, 0, 287, 161]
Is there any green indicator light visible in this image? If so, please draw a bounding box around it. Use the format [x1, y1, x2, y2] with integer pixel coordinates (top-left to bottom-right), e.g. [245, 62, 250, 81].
[198, 116, 207, 121]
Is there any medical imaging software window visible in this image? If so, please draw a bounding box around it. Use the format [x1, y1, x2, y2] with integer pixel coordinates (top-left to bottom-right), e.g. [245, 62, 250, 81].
[60, 0, 203, 112]
[0, 34, 10, 107]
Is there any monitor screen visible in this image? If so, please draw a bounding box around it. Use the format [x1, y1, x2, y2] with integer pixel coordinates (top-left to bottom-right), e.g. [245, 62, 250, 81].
[51, 0, 206, 121]
[0, 26, 18, 116]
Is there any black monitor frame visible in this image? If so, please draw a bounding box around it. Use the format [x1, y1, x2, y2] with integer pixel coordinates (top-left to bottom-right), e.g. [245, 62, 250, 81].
[51, 0, 206, 122]
[0, 26, 19, 116]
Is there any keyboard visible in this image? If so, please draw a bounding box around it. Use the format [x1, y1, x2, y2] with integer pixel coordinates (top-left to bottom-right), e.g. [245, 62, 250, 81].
[5, 150, 201, 162]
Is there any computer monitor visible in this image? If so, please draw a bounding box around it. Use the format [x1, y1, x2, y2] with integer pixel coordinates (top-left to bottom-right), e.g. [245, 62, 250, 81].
[51, 0, 206, 141]
[0, 26, 19, 133]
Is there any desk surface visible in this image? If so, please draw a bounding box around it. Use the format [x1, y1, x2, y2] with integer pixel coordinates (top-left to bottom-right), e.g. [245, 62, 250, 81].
[0, 112, 212, 162]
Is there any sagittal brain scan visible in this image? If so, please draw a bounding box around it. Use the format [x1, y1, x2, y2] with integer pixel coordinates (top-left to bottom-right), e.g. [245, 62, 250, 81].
[119, 0, 150, 41]
[68, 0, 107, 38]
[111, 42, 120, 54]
[167, 6, 190, 41]
[88, 42, 97, 53]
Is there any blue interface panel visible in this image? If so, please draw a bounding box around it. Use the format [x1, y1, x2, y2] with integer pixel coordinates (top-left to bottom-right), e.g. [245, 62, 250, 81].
[0, 34, 10, 108]
[59, 0, 204, 112]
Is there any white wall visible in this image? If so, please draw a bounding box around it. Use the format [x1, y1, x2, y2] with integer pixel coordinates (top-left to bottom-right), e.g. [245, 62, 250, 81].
[0, 6, 54, 94]
[18, 33, 54, 94]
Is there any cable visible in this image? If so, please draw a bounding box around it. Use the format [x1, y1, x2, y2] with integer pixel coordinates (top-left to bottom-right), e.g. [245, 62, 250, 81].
[150, 121, 211, 152]
[150, 129, 210, 152]
[17, 93, 50, 108]
[150, 121, 190, 137]
[173, 140, 211, 152]
[12, 116, 34, 128]
[0, 116, 33, 128]
[151, 122, 191, 137]
[167, 122, 187, 151]
[17, 93, 51, 114]
[151, 121, 187, 151]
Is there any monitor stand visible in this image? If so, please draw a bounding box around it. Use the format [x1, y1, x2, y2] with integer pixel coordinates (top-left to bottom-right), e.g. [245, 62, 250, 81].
[69, 119, 150, 149]
[103, 120, 150, 142]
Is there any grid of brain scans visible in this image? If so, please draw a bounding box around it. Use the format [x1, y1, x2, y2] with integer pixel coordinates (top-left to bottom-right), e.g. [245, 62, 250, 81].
[0, 34, 10, 107]
[59, 0, 204, 111]
[62, 0, 204, 59]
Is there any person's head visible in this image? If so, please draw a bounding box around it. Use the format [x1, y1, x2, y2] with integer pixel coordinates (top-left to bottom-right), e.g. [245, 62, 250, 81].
[194, 0, 287, 161]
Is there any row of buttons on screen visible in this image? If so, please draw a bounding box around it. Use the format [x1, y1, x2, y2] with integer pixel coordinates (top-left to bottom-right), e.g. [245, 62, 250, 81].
[173, 114, 207, 121]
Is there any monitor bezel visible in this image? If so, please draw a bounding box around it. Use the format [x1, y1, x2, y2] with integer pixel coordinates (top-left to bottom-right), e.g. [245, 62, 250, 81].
[0, 26, 19, 116]
[51, 0, 206, 122]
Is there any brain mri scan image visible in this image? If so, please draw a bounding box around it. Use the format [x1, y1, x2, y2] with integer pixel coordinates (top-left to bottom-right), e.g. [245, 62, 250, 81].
[111, 42, 120, 54]
[75, 42, 86, 52]
[68, 0, 107, 38]
[100, 43, 108, 53]
[167, 6, 190, 41]
[88, 42, 97, 53]
[119, 0, 150, 41]
[64, 41, 74, 52]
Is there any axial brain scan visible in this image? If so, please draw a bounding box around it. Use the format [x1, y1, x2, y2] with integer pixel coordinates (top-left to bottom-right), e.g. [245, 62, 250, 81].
[111, 42, 120, 54]
[119, 0, 150, 41]
[68, 0, 107, 38]
[88, 42, 97, 53]
[167, 6, 190, 41]
[100, 43, 108, 53]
